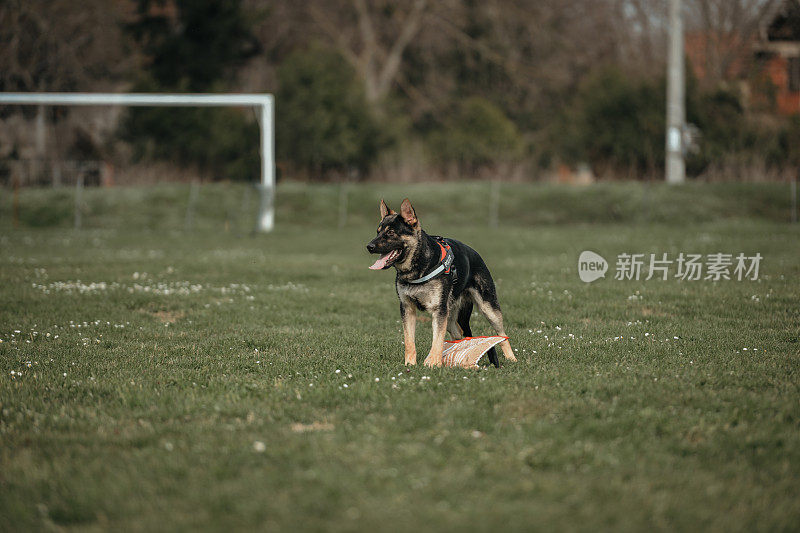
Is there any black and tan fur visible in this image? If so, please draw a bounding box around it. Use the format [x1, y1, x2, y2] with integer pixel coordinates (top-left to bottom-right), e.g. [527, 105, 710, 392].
[366, 198, 516, 368]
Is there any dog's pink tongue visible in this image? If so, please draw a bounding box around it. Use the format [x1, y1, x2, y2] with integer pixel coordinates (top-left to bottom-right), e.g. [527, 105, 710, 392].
[369, 253, 391, 270]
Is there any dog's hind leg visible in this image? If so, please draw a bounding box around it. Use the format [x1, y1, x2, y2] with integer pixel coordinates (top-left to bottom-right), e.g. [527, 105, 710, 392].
[468, 288, 516, 363]
[456, 300, 473, 337]
[447, 298, 468, 340]
[484, 346, 501, 367]
[446, 316, 464, 341]
[458, 300, 500, 368]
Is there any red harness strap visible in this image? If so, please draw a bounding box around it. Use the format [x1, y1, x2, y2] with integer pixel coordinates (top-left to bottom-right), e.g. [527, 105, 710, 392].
[408, 237, 454, 284]
[438, 241, 452, 274]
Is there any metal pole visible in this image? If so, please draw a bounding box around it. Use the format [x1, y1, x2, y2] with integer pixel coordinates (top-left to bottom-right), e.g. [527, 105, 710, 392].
[0, 92, 276, 231]
[255, 97, 275, 232]
[666, 0, 686, 184]
[0, 92, 272, 107]
[74, 174, 84, 230]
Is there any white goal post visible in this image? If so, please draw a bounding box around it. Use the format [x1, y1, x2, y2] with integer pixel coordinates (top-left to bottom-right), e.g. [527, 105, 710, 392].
[0, 92, 276, 232]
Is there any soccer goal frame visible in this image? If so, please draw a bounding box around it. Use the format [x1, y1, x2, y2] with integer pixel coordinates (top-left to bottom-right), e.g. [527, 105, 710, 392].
[0, 92, 276, 232]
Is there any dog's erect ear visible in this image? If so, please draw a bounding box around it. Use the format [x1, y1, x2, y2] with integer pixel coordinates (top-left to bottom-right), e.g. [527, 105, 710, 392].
[379, 199, 395, 219]
[400, 198, 419, 228]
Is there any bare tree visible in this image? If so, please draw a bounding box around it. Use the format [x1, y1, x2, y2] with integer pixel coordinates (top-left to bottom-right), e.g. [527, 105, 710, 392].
[0, 0, 128, 163]
[608, 0, 669, 76]
[250, 0, 661, 123]
[308, 0, 430, 104]
[0, 0, 128, 93]
[684, 0, 778, 84]
[397, 0, 625, 116]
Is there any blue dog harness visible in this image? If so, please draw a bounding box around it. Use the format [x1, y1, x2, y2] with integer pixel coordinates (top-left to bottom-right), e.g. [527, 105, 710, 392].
[408, 237, 455, 284]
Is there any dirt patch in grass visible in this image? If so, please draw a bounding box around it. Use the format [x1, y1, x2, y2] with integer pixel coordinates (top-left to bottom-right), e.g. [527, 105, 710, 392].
[143, 309, 186, 323]
[291, 421, 334, 433]
[641, 307, 669, 317]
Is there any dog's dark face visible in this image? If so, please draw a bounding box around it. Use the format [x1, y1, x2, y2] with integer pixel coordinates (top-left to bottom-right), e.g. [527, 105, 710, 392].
[366, 199, 420, 270]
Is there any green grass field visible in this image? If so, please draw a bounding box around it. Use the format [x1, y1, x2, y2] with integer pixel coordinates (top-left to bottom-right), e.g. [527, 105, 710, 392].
[1, 182, 799, 531]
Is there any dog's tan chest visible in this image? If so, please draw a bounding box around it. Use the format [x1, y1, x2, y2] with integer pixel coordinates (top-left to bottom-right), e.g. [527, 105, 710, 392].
[397, 280, 444, 311]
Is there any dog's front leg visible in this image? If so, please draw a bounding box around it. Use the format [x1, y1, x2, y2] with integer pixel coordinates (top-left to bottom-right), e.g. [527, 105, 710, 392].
[424, 309, 448, 367]
[400, 301, 417, 365]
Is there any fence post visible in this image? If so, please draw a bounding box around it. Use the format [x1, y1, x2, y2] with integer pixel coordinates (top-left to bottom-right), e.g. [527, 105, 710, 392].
[52, 161, 61, 188]
[184, 179, 200, 230]
[12, 176, 20, 228]
[338, 183, 348, 228]
[74, 175, 83, 230]
[239, 185, 251, 234]
[488, 180, 500, 228]
[35, 105, 45, 184]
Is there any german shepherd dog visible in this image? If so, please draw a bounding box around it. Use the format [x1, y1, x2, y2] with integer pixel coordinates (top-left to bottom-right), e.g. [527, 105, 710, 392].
[366, 198, 516, 368]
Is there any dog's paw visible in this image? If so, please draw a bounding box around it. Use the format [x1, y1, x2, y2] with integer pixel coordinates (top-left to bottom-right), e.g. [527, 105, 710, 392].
[423, 355, 442, 367]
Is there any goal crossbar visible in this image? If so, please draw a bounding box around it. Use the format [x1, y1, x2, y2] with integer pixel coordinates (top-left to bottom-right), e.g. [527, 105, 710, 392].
[0, 92, 276, 231]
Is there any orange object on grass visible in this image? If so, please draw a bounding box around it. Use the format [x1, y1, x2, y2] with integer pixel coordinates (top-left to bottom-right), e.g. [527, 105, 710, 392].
[441, 336, 508, 368]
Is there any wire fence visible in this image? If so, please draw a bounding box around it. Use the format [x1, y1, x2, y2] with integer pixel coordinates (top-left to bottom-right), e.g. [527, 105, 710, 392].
[0, 158, 112, 188]
[2, 177, 798, 231]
